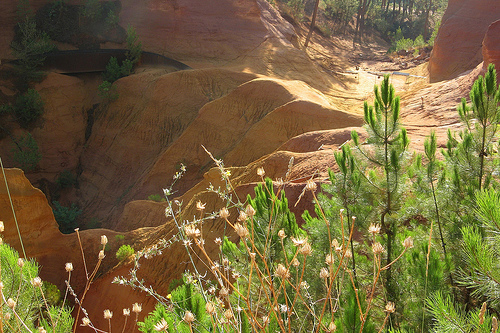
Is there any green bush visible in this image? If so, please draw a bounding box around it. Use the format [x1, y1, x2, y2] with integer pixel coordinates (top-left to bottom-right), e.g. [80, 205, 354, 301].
[116, 244, 135, 261]
[12, 133, 42, 171]
[52, 201, 82, 234]
[396, 37, 414, 52]
[12, 88, 44, 127]
[148, 194, 166, 202]
[98, 80, 119, 101]
[115, 234, 125, 242]
[0, 242, 74, 332]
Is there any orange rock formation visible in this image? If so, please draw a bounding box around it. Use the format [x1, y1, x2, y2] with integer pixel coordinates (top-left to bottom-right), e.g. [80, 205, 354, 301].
[428, 0, 500, 82]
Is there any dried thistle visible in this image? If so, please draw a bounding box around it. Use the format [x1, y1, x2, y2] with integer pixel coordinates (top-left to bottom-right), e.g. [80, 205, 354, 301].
[320, 267, 329, 279]
[384, 302, 395, 313]
[154, 318, 169, 331]
[275, 264, 290, 279]
[368, 223, 381, 235]
[234, 223, 249, 238]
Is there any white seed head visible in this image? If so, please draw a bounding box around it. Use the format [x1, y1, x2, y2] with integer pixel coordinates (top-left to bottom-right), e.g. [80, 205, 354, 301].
[31, 276, 42, 288]
[237, 211, 248, 222]
[256, 167, 265, 177]
[385, 301, 395, 313]
[17, 258, 24, 268]
[98, 250, 105, 260]
[123, 308, 130, 316]
[234, 223, 249, 238]
[132, 303, 142, 313]
[325, 254, 334, 265]
[101, 235, 108, 246]
[183, 311, 195, 324]
[214, 237, 223, 245]
[0, 221, 4, 232]
[103, 309, 113, 319]
[328, 322, 337, 332]
[299, 242, 313, 256]
[291, 237, 307, 247]
[320, 267, 329, 279]
[245, 204, 256, 217]
[224, 309, 233, 320]
[81, 318, 91, 326]
[65, 262, 73, 272]
[196, 201, 206, 212]
[344, 249, 352, 258]
[7, 298, 16, 309]
[403, 236, 414, 249]
[278, 229, 286, 239]
[184, 224, 201, 239]
[368, 223, 381, 235]
[206, 302, 216, 315]
[305, 179, 317, 192]
[154, 318, 169, 332]
[38, 327, 47, 333]
[275, 264, 290, 279]
[4, 312, 11, 321]
[291, 257, 300, 267]
[372, 242, 384, 255]
[219, 287, 229, 298]
[219, 207, 230, 219]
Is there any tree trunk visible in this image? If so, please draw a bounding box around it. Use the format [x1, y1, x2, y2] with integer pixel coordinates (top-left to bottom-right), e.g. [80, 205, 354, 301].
[423, 0, 432, 39]
[304, 0, 320, 49]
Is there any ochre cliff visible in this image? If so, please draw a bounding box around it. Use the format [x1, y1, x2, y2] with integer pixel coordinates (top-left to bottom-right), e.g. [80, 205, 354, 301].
[482, 20, 500, 72]
[428, 0, 500, 82]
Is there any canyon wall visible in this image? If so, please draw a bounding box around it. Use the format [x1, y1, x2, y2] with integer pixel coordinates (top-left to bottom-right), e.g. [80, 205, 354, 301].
[428, 0, 500, 82]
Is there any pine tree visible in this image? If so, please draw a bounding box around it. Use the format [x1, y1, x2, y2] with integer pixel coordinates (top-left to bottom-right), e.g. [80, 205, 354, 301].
[444, 63, 500, 202]
[351, 75, 410, 311]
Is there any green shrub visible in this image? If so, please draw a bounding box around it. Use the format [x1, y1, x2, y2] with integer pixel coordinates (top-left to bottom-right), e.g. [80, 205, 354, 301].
[98, 80, 119, 101]
[116, 244, 135, 261]
[148, 194, 166, 202]
[12, 133, 42, 171]
[396, 37, 414, 52]
[413, 34, 425, 48]
[125, 25, 142, 66]
[12, 88, 44, 127]
[52, 201, 82, 234]
[56, 169, 77, 189]
[0, 242, 74, 332]
[11, 14, 54, 86]
[102, 57, 123, 83]
[115, 234, 125, 242]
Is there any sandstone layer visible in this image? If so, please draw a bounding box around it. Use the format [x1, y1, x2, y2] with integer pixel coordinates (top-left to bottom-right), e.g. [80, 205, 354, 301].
[428, 0, 500, 82]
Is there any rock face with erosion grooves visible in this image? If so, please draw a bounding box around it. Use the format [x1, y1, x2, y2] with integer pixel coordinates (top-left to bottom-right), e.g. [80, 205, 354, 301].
[0, 73, 92, 186]
[428, 0, 500, 82]
[482, 20, 500, 72]
[118, 0, 296, 63]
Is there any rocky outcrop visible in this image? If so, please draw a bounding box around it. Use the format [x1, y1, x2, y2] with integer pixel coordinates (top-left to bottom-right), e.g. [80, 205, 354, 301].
[118, 0, 296, 63]
[428, 0, 500, 82]
[482, 20, 500, 72]
[76, 69, 362, 230]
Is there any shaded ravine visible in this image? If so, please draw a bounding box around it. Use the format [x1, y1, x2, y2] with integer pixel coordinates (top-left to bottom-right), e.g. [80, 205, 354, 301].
[37, 49, 191, 74]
